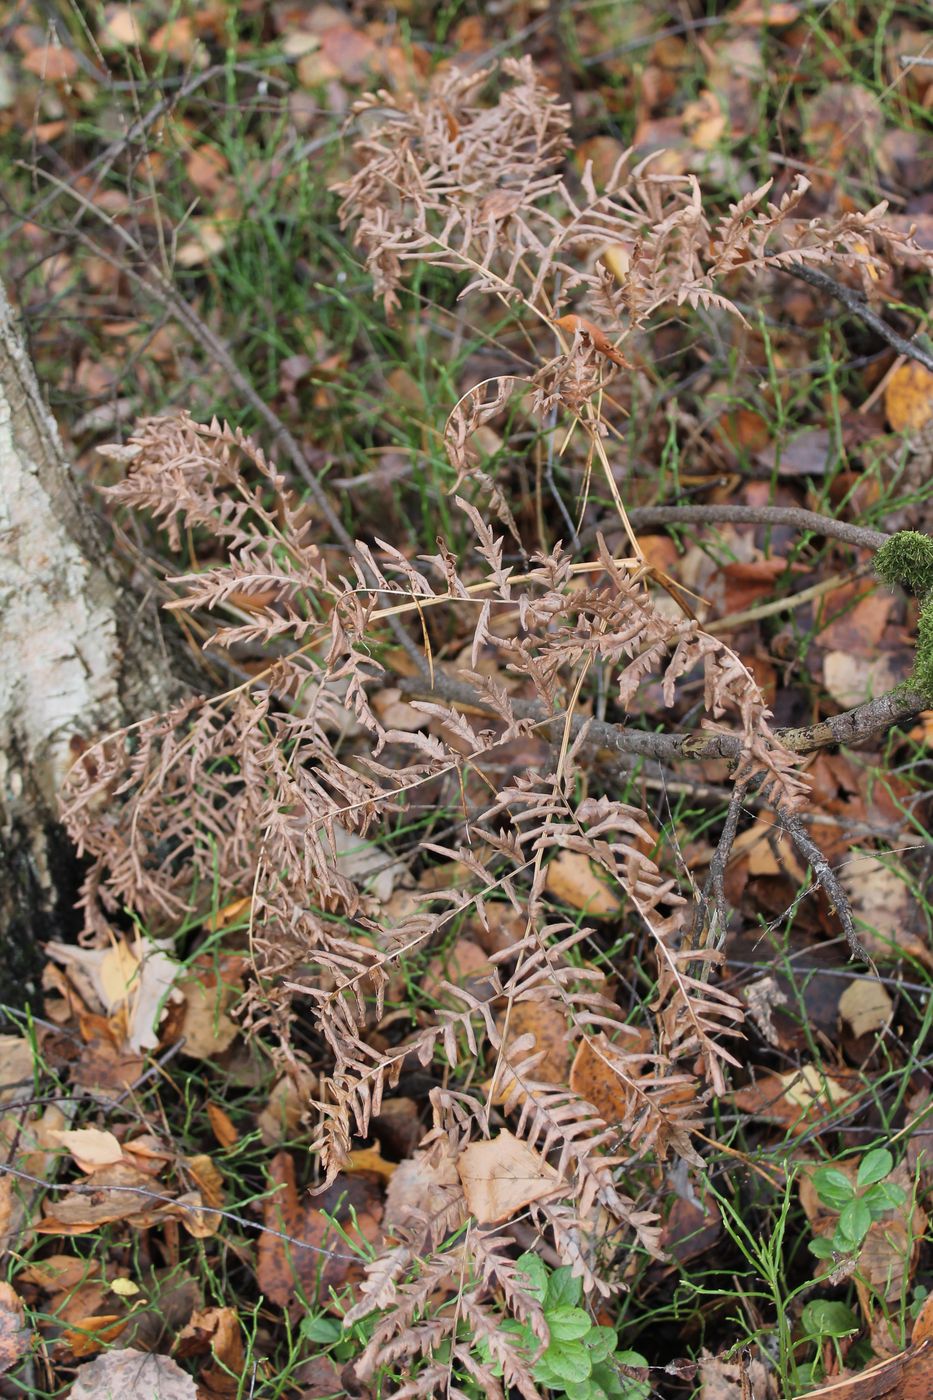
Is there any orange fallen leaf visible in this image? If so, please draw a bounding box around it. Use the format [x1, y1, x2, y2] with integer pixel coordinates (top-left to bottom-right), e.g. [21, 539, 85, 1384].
[60, 1313, 128, 1359]
[884, 361, 933, 433]
[347, 1142, 397, 1181]
[206, 896, 252, 931]
[206, 1103, 238, 1150]
[545, 850, 620, 915]
[552, 314, 630, 367]
[22, 45, 78, 80]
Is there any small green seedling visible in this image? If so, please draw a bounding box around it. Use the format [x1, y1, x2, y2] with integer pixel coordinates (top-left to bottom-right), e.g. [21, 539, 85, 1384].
[478, 1253, 650, 1400]
[808, 1148, 906, 1260]
[794, 1300, 861, 1388]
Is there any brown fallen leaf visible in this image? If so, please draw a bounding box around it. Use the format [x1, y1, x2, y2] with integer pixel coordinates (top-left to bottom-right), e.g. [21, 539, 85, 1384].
[149, 17, 200, 63]
[0, 1283, 31, 1375]
[840, 856, 930, 967]
[46, 938, 182, 1054]
[498, 998, 569, 1087]
[0, 1035, 35, 1105]
[99, 6, 145, 49]
[174, 1305, 243, 1396]
[258, 1153, 381, 1307]
[732, 0, 799, 23]
[733, 1065, 854, 1133]
[457, 1130, 561, 1225]
[256, 1065, 317, 1147]
[823, 650, 911, 709]
[383, 1139, 462, 1238]
[22, 44, 78, 80]
[790, 1339, 933, 1398]
[699, 1346, 777, 1398]
[838, 978, 893, 1038]
[176, 972, 241, 1059]
[70, 1347, 198, 1399]
[36, 1161, 169, 1233]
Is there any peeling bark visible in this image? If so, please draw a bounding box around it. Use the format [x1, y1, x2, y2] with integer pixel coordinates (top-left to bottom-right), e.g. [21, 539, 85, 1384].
[0, 282, 176, 1006]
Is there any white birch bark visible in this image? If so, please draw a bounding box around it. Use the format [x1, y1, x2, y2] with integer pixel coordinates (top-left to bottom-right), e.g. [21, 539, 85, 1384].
[0, 280, 172, 998]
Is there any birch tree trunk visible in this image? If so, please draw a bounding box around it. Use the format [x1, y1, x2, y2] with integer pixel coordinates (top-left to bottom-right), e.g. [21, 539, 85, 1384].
[0, 281, 176, 1005]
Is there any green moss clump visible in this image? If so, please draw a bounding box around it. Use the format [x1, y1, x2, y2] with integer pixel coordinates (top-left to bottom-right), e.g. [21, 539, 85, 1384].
[875, 530, 933, 702]
[916, 599, 933, 700]
[875, 530, 933, 597]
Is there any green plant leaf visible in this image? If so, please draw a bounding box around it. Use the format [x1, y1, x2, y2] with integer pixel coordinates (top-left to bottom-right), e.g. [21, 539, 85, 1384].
[516, 1251, 549, 1304]
[812, 1166, 856, 1210]
[611, 1351, 651, 1400]
[547, 1306, 593, 1343]
[565, 1380, 609, 1400]
[585, 1327, 619, 1362]
[546, 1266, 584, 1311]
[801, 1301, 859, 1339]
[866, 1182, 907, 1214]
[808, 1237, 836, 1259]
[537, 1340, 592, 1385]
[301, 1315, 342, 1343]
[838, 1196, 872, 1246]
[857, 1148, 894, 1188]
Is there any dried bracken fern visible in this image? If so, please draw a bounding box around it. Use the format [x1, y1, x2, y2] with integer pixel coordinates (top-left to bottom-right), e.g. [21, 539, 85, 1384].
[59, 55, 932, 1396]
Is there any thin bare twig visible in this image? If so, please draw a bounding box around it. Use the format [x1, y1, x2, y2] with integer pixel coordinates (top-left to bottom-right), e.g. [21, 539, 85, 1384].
[0, 1161, 359, 1262]
[685, 780, 748, 960]
[778, 810, 871, 963]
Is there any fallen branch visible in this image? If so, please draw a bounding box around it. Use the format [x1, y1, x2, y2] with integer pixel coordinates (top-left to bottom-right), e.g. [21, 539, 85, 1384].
[626, 505, 888, 551]
[781, 263, 933, 376]
[400, 668, 930, 765]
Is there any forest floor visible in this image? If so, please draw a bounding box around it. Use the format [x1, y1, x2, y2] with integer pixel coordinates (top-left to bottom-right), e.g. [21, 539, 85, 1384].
[2, 3, 933, 1399]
